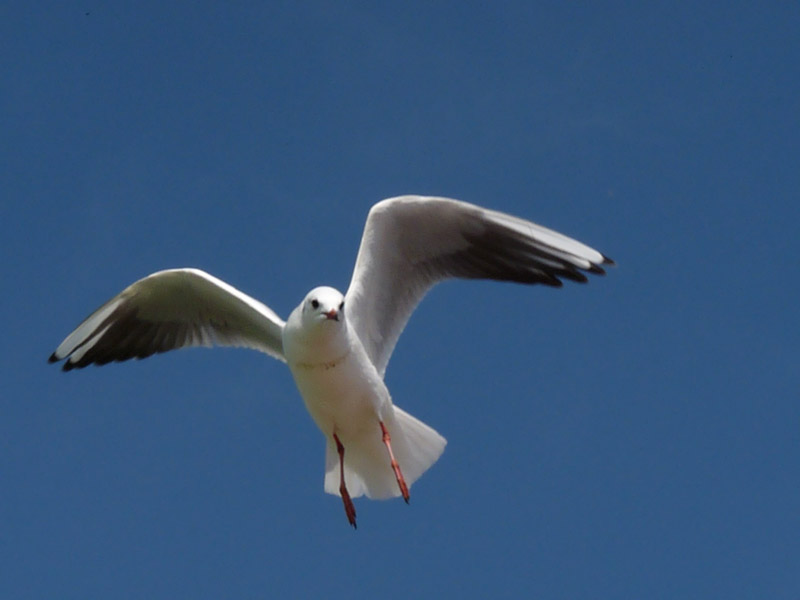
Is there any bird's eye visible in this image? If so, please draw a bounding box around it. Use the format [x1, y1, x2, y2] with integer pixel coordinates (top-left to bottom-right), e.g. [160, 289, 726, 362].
[339, 301, 344, 310]
[311, 299, 319, 309]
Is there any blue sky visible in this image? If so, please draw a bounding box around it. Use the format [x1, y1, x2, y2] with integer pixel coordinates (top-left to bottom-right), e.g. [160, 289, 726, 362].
[2, 3, 798, 598]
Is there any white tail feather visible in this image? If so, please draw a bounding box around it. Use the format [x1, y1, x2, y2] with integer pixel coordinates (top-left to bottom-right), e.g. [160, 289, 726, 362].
[324, 406, 446, 499]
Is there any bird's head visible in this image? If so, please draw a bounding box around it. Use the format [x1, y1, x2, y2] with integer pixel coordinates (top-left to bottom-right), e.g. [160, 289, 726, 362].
[283, 286, 348, 364]
[300, 286, 346, 328]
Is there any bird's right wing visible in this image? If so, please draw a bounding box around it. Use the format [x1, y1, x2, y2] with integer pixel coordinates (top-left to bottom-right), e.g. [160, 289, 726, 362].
[49, 268, 286, 370]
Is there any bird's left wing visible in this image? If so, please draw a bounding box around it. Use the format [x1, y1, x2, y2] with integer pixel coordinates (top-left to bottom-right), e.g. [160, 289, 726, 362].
[49, 268, 286, 370]
[344, 196, 612, 377]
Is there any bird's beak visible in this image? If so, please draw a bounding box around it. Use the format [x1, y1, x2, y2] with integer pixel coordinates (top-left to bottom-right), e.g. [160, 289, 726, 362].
[324, 309, 339, 321]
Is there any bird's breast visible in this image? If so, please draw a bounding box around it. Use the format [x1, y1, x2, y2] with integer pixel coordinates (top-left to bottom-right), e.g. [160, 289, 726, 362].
[288, 348, 388, 437]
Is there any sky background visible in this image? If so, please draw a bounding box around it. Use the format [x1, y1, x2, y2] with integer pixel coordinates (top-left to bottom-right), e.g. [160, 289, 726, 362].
[2, 3, 799, 598]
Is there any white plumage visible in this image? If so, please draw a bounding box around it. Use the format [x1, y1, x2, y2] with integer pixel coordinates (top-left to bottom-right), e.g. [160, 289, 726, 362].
[50, 195, 612, 527]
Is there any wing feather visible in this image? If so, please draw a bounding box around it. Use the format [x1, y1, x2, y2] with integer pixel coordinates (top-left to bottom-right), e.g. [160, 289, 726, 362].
[344, 196, 612, 376]
[50, 268, 285, 370]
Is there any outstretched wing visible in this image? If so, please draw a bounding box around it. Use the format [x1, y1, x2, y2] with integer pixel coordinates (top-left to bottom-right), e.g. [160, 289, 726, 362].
[344, 196, 613, 377]
[49, 268, 285, 371]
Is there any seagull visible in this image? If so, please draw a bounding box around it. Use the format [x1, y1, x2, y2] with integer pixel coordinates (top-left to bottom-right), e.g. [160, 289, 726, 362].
[49, 195, 613, 528]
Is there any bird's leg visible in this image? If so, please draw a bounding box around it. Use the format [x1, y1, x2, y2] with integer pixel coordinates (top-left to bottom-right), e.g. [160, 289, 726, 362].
[333, 433, 357, 529]
[379, 421, 410, 503]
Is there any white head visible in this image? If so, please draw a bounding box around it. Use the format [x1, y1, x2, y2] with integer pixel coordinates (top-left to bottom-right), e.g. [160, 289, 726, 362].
[283, 286, 348, 364]
[287, 286, 346, 336]
[300, 286, 345, 326]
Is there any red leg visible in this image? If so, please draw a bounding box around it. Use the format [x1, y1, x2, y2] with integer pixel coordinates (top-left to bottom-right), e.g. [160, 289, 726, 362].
[333, 433, 357, 529]
[380, 421, 410, 503]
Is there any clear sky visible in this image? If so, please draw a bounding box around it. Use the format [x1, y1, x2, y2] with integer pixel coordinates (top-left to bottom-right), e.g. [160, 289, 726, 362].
[2, 3, 798, 598]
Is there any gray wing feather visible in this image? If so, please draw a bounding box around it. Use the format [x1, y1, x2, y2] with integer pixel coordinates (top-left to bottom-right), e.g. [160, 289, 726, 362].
[344, 196, 612, 376]
[49, 268, 285, 371]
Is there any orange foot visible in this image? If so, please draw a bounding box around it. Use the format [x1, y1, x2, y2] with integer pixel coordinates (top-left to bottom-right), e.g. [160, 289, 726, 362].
[380, 421, 410, 503]
[333, 433, 357, 529]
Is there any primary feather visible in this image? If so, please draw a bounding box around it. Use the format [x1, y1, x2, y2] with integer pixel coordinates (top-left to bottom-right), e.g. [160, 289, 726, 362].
[49, 268, 285, 370]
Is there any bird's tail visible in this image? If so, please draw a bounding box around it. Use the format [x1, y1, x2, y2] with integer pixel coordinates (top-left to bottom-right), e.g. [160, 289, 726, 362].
[324, 406, 447, 499]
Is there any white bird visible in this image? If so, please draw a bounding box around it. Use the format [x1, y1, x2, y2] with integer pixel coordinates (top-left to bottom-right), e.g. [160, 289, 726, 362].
[49, 195, 612, 528]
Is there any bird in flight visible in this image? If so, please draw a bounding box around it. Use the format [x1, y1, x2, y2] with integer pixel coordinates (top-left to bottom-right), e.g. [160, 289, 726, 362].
[49, 195, 613, 528]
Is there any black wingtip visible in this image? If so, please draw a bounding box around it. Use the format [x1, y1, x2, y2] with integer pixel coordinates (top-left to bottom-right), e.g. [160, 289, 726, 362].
[49, 352, 77, 371]
[586, 254, 615, 277]
[587, 264, 606, 276]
